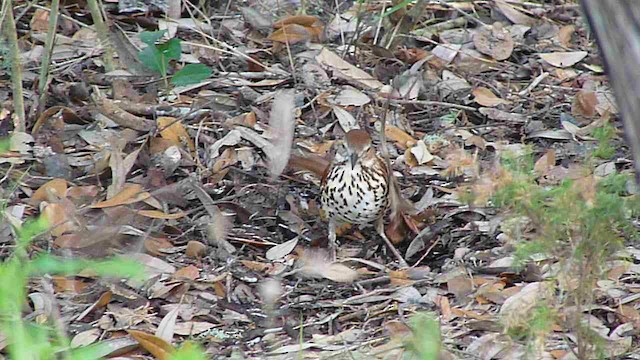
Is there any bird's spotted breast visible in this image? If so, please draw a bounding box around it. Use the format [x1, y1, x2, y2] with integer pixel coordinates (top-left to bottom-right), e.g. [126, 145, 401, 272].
[320, 159, 388, 225]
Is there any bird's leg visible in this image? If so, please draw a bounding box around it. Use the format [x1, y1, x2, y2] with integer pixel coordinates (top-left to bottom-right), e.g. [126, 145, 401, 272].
[328, 218, 337, 261]
[375, 217, 409, 268]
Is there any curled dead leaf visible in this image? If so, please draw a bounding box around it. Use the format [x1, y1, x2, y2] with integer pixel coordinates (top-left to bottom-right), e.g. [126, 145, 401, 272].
[91, 183, 151, 208]
[472, 87, 511, 107]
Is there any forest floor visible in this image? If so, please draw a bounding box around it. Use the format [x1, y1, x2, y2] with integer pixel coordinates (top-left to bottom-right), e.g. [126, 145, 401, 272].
[1, 0, 639, 359]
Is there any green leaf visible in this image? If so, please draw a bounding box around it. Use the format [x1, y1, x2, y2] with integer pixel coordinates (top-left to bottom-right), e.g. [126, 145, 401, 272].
[171, 342, 207, 360]
[171, 63, 212, 86]
[138, 46, 169, 74]
[140, 30, 167, 46]
[157, 38, 182, 61]
[30, 255, 145, 280]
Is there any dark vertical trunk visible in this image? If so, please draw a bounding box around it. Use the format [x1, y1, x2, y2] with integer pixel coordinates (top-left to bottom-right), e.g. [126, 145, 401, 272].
[580, 1, 640, 181]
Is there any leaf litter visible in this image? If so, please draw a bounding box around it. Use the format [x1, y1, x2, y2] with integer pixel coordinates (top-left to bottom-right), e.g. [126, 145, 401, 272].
[1, 0, 639, 359]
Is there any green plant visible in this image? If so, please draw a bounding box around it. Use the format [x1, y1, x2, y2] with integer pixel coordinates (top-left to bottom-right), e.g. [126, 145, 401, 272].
[591, 123, 616, 159]
[488, 148, 640, 358]
[0, 214, 146, 359]
[138, 30, 212, 88]
[171, 341, 207, 360]
[404, 312, 441, 360]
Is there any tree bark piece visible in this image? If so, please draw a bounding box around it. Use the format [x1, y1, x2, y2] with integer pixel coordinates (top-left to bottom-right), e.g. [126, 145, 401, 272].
[581, 1, 640, 181]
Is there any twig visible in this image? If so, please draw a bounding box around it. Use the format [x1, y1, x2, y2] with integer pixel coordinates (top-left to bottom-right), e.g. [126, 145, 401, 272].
[518, 71, 549, 96]
[390, 99, 478, 112]
[377, 95, 409, 268]
[437, 0, 487, 27]
[37, 0, 60, 113]
[2, 1, 26, 131]
[86, 0, 115, 71]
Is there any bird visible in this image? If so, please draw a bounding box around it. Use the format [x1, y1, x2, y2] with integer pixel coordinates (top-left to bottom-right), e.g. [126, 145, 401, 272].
[288, 129, 409, 266]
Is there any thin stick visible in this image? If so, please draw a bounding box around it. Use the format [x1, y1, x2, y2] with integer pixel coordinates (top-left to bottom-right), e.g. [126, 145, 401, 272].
[86, 0, 115, 71]
[38, 0, 60, 104]
[2, 0, 26, 131]
[389, 99, 478, 112]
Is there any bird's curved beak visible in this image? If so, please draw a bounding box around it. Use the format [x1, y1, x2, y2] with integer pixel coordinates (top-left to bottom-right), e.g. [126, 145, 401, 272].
[350, 152, 358, 169]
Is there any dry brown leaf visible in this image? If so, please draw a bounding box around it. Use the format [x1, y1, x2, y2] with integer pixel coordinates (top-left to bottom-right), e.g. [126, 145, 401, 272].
[173, 322, 216, 336]
[30, 9, 50, 32]
[316, 48, 384, 90]
[185, 241, 207, 258]
[127, 329, 175, 360]
[67, 185, 99, 203]
[572, 175, 597, 205]
[42, 201, 77, 237]
[495, 0, 537, 26]
[136, 210, 187, 220]
[268, 24, 314, 44]
[479, 108, 527, 123]
[157, 117, 195, 151]
[267, 89, 296, 177]
[318, 262, 359, 283]
[473, 23, 514, 61]
[500, 282, 554, 330]
[32, 178, 67, 202]
[144, 237, 174, 256]
[447, 275, 474, 299]
[557, 25, 575, 47]
[174, 265, 200, 281]
[539, 51, 587, 68]
[385, 125, 416, 149]
[472, 87, 511, 107]
[52, 276, 89, 293]
[572, 90, 598, 118]
[274, 15, 321, 28]
[91, 183, 150, 208]
[297, 248, 358, 283]
[240, 7, 272, 31]
[241, 260, 273, 272]
[533, 150, 556, 177]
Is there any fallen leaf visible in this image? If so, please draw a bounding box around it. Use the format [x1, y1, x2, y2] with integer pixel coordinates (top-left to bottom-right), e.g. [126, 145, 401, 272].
[91, 183, 151, 208]
[534, 150, 556, 177]
[127, 329, 175, 360]
[157, 117, 195, 151]
[495, 0, 537, 26]
[156, 306, 180, 343]
[328, 86, 370, 106]
[316, 48, 384, 90]
[274, 15, 321, 28]
[266, 237, 299, 260]
[136, 210, 187, 220]
[539, 51, 588, 68]
[173, 321, 216, 336]
[332, 106, 358, 133]
[268, 23, 315, 44]
[32, 178, 67, 202]
[174, 265, 200, 281]
[557, 25, 575, 47]
[185, 241, 207, 258]
[472, 87, 511, 107]
[42, 202, 77, 237]
[385, 125, 416, 148]
[473, 23, 514, 61]
[267, 89, 296, 177]
[70, 329, 101, 348]
[572, 90, 598, 118]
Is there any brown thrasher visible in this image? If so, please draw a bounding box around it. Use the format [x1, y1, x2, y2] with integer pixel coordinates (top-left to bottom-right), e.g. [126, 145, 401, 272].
[290, 129, 408, 266]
